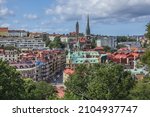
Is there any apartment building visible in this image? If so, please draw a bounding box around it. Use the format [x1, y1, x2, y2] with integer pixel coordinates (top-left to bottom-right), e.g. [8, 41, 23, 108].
[97, 36, 117, 49]
[0, 27, 8, 37]
[8, 30, 28, 37]
[0, 37, 45, 49]
[0, 49, 20, 62]
[9, 50, 66, 83]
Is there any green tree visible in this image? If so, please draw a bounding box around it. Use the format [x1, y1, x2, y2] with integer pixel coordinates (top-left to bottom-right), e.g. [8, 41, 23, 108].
[117, 36, 136, 43]
[116, 44, 126, 49]
[23, 79, 57, 100]
[129, 78, 150, 100]
[64, 64, 135, 100]
[34, 81, 56, 100]
[0, 60, 25, 100]
[91, 37, 97, 49]
[23, 78, 37, 100]
[45, 39, 51, 47]
[103, 46, 111, 52]
[145, 22, 150, 41]
[141, 49, 150, 68]
[49, 36, 63, 49]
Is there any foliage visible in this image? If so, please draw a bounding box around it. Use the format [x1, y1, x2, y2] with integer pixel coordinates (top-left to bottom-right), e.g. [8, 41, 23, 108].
[22, 79, 57, 100]
[23, 78, 37, 99]
[64, 64, 135, 100]
[129, 78, 150, 100]
[145, 22, 150, 41]
[91, 37, 97, 49]
[33, 81, 56, 100]
[0, 59, 25, 100]
[103, 46, 111, 52]
[0, 60, 56, 100]
[49, 36, 65, 49]
[116, 44, 126, 49]
[141, 49, 150, 68]
[117, 36, 136, 43]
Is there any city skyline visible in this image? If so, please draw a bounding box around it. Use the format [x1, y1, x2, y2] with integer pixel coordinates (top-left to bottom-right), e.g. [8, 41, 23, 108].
[0, 0, 150, 35]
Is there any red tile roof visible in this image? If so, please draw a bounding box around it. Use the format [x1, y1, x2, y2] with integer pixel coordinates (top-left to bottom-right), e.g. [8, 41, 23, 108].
[64, 69, 74, 75]
[95, 46, 104, 50]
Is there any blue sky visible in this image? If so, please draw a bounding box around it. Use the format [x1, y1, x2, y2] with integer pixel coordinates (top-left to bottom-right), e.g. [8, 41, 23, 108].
[0, 0, 150, 35]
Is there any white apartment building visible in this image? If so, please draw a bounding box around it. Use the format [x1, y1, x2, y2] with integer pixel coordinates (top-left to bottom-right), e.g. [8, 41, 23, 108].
[97, 36, 117, 49]
[0, 37, 46, 49]
[60, 36, 68, 43]
[0, 49, 20, 62]
[8, 30, 28, 37]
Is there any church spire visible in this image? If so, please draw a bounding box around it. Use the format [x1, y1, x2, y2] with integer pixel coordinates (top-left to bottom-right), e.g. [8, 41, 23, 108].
[86, 15, 90, 36]
[76, 20, 80, 50]
[76, 21, 79, 36]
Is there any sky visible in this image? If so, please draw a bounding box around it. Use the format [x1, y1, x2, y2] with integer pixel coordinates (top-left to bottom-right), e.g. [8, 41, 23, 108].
[0, 0, 150, 35]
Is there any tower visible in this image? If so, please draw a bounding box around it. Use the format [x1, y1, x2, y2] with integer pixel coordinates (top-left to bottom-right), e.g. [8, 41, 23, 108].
[86, 15, 91, 39]
[76, 21, 80, 50]
[85, 15, 92, 49]
[76, 21, 79, 37]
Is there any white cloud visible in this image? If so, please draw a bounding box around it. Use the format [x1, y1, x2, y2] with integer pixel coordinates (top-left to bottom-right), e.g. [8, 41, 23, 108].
[46, 0, 150, 23]
[0, 23, 10, 27]
[0, 0, 5, 4]
[24, 14, 38, 20]
[0, 7, 13, 17]
[0, 0, 14, 19]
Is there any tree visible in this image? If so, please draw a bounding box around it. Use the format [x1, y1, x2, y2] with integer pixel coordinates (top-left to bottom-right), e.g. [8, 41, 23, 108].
[116, 44, 126, 49]
[117, 36, 136, 43]
[141, 49, 150, 68]
[145, 22, 150, 41]
[49, 36, 64, 49]
[103, 46, 111, 52]
[0, 60, 57, 100]
[64, 64, 135, 100]
[91, 37, 97, 49]
[23, 79, 57, 100]
[129, 78, 150, 100]
[23, 78, 37, 100]
[0, 60, 25, 100]
[33, 81, 56, 100]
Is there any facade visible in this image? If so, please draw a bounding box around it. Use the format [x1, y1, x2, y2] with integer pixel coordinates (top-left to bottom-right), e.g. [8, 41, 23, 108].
[97, 36, 117, 49]
[66, 50, 101, 69]
[108, 47, 145, 69]
[60, 36, 68, 43]
[0, 27, 8, 37]
[0, 37, 45, 49]
[8, 30, 28, 37]
[9, 50, 66, 83]
[33, 50, 66, 82]
[0, 49, 20, 62]
[10, 62, 36, 79]
[29, 32, 43, 38]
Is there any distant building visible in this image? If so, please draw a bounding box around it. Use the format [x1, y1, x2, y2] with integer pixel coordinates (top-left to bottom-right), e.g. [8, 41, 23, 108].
[118, 42, 141, 48]
[8, 30, 28, 37]
[29, 32, 43, 38]
[0, 37, 46, 49]
[60, 36, 68, 43]
[97, 36, 117, 49]
[0, 49, 20, 62]
[0, 27, 8, 37]
[66, 50, 101, 69]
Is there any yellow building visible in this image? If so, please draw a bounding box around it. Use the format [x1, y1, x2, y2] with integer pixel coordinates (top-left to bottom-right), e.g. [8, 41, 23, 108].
[0, 27, 8, 37]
